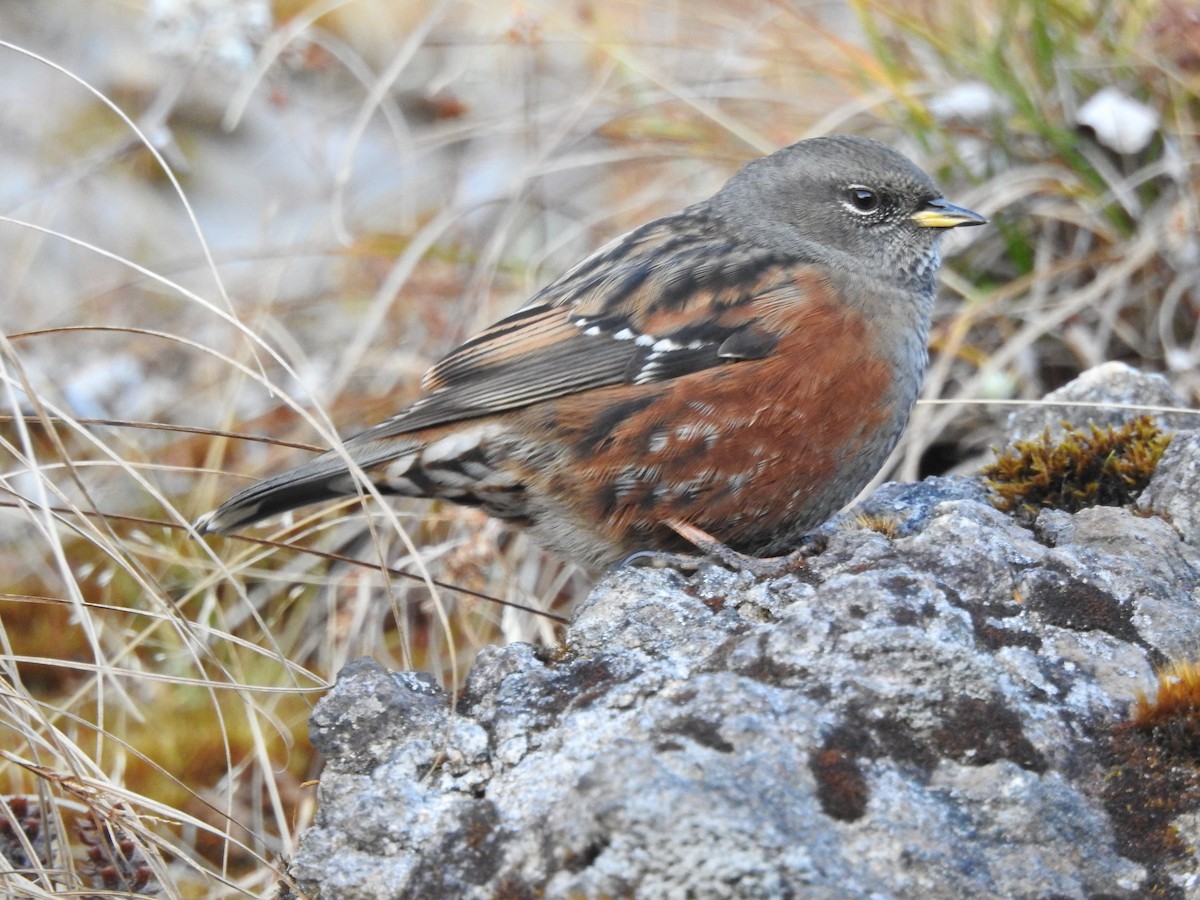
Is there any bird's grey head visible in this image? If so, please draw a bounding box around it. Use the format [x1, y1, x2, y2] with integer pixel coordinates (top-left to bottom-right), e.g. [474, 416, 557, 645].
[711, 134, 985, 291]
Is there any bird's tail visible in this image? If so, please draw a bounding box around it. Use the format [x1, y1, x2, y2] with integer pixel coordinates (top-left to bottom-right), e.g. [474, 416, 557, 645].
[194, 452, 354, 534]
[194, 438, 419, 535]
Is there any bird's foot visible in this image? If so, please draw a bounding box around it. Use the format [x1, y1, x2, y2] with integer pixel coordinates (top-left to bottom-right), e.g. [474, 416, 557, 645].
[621, 548, 707, 572]
[621, 520, 808, 577]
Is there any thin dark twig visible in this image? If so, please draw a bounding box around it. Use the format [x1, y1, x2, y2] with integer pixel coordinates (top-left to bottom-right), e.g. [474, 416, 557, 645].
[0, 414, 322, 453]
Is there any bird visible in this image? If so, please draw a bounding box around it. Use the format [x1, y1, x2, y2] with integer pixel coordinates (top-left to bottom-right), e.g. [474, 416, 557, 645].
[196, 134, 986, 572]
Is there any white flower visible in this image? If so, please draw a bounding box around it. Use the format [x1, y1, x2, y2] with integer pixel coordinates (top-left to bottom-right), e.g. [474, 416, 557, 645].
[928, 82, 1006, 123]
[1076, 87, 1160, 155]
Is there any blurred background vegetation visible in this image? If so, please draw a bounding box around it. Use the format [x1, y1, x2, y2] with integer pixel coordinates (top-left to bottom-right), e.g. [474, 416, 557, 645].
[0, 0, 1196, 894]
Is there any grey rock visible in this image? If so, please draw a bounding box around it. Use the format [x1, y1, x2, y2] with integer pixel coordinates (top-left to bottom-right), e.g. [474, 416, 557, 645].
[288, 365, 1200, 899]
[1005, 360, 1192, 440]
[821, 473, 990, 537]
[1140, 429, 1200, 546]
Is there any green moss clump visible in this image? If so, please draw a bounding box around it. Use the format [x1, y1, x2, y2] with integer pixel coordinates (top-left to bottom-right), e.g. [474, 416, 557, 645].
[981, 416, 1171, 525]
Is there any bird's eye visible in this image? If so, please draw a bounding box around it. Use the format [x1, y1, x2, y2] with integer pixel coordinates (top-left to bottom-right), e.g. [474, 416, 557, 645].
[844, 186, 881, 214]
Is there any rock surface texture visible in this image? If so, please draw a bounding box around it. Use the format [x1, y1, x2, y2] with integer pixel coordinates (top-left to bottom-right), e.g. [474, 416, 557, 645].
[286, 364, 1200, 899]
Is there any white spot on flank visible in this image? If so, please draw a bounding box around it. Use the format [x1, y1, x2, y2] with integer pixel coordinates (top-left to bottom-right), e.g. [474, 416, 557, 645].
[652, 338, 680, 352]
[384, 476, 418, 494]
[428, 469, 476, 491]
[635, 334, 654, 347]
[674, 422, 719, 442]
[462, 460, 495, 480]
[384, 452, 419, 478]
[584, 326, 602, 336]
[613, 328, 635, 340]
[423, 426, 498, 464]
[615, 464, 660, 498]
[648, 429, 669, 453]
[667, 471, 716, 497]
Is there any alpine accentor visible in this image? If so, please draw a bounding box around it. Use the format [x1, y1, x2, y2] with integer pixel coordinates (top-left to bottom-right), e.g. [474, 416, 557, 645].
[197, 135, 985, 571]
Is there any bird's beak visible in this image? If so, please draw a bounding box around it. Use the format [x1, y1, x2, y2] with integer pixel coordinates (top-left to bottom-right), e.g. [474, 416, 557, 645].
[911, 198, 988, 229]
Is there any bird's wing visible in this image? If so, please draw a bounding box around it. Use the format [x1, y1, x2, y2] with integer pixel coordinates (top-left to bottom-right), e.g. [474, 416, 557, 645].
[356, 213, 830, 441]
[196, 217, 837, 534]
